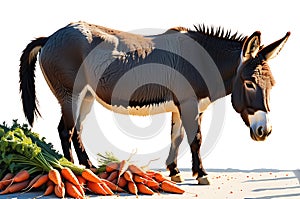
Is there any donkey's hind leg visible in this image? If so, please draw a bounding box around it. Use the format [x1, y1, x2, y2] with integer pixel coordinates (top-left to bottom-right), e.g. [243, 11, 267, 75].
[58, 115, 74, 163]
[166, 112, 185, 182]
[73, 91, 95, 168]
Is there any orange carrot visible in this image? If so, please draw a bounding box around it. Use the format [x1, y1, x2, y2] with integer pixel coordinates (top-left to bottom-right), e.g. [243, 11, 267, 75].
[65, 181, 84, 199]
[25, 174, 42, 190]
[118, 160, 129, 181]
[61, 167, 80, 186]
[0, 180, 29, 194]
[124, 170, 133, 182]
[118, 176, 127, 188]
[98, 172, 109, 179]
[128, 164, 148, 178]
[106, 170, 118, 182]
[43, 181, 54, 196]
[0, 173, 14, 190]
[154, 172, 174, 183]
[161, 180, 184, 194]
[106, 162, 119, 173]
[133, 175, 146, 183]
[101, 179, 124, 192]
[48, 168, 62, 185]
[145, 179, 160, 189]
[137, 183, 154, 195]
[101, 183, 114, 195]
[81, 169, 103, 183]
[54, 182, 65, 198]
[127, 181, 138, 195]
[76, 175, 86, 185]
[76, 184, 85, 197]
[13, 170, 30, 183]
[32, 174, 49, 188]
[87, 181, 107, 195]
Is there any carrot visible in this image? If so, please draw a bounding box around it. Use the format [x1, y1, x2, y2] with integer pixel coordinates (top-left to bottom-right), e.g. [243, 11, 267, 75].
[48, 168, 62, 185]
[133, 175, 146, 183]
[145, 179, 160, 189]
[101, 183, 114, 195]
[32, 174, 49, 188]
[76, 184, 86, 196]
[13, 170, 30, 183]
[81, 169, 103, 183]
[0, 173, 14, 190]
[61, 167, 80, 186]
[0, 180, 29, 194]
[43, 181, 54, 196]
[161, 180, 185, 194]
[127, 181, 138, 195]
[87, 181, 107, 195]
[106, 162, 119, 173]
[118, 176, 127, 188]
[76, 175, 86, 185]
[25, 174, 42, 190]
[118, 160, 129, 181]
[101, 178, 124, 192]
[154, 172, 174, 183]
[54, 182, 65, 198]
[124, 170, 133, 182]
[106, 170, 118, 182]
[98, 172, 109, 179]
[137, 183, 154, 195]
[128, 164, 148, 178]
[65, 181, 84, 199]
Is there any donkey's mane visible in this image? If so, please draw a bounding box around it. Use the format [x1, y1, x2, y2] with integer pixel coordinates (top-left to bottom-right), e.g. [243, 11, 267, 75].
[193, 24, 246, 42]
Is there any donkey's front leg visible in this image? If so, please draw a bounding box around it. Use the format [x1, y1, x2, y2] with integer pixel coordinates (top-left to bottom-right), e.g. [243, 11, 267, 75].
[181, 100, 209, 185]
[166, 112, 185, 182]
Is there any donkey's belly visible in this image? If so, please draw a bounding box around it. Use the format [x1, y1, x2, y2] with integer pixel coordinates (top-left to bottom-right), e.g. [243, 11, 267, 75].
[95, 95, 178, 116]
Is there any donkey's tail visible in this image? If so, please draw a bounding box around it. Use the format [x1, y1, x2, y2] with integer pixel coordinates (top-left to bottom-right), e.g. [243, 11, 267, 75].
[19, 37, 48, 126]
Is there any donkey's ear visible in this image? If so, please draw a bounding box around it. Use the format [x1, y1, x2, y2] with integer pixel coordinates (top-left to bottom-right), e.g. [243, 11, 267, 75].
[242, 31, 261, 60]
[258, 32, 290, 61]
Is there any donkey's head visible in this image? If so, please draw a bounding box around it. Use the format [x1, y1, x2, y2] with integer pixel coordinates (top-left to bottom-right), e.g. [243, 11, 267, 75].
[232, 31, 290, 141]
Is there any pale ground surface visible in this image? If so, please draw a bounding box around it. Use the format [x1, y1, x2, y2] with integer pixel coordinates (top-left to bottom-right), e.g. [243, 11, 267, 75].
[2, 169, 300, 199]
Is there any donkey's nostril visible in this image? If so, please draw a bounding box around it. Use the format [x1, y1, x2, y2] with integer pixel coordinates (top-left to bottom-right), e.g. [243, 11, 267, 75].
[257, 126, 263, 137]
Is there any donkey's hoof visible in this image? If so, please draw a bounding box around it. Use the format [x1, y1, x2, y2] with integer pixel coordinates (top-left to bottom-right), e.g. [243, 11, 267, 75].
[171, 174, 185, 182]
[197, 176, 210, 185]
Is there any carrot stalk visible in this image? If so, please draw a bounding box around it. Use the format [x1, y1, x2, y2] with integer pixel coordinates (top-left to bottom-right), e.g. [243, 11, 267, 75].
[81, 169, 103, 183]
[161, 180, 185, 194]
[65, 181, 84, 199]
[61, 167, 80, 186]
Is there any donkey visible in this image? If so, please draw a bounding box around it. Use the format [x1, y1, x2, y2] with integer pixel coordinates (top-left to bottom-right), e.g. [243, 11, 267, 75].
[19, 21, 290, 184]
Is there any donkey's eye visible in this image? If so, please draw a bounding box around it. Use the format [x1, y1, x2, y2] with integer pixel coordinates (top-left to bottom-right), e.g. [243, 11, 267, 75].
[245, 81, 256, 89]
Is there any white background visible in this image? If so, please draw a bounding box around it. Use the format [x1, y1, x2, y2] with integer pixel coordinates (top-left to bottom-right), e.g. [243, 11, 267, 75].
[0, 0, 298, 170]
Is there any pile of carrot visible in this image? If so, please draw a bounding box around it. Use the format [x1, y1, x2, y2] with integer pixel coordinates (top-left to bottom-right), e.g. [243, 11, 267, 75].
[0, 162, 184, 198]
[97, 160, 185, 196]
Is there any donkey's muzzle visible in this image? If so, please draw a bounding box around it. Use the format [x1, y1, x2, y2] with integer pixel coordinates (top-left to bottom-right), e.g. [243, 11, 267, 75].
[249, 110, 272, 141]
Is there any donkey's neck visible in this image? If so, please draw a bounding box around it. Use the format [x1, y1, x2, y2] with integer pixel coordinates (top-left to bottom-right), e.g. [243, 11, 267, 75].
[186, 31, 244, 98]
